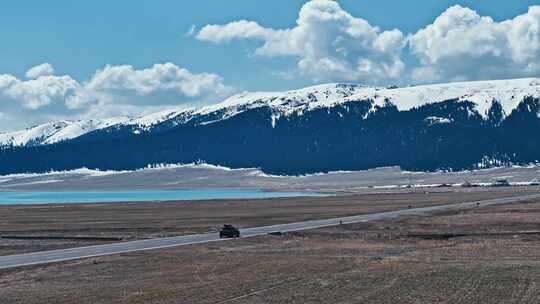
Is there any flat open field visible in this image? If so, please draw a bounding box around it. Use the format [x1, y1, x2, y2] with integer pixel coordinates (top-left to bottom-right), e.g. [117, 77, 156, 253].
[1, 188, 540, 303]
[0, 189, 540, 304]
[0, 187, 537, 256]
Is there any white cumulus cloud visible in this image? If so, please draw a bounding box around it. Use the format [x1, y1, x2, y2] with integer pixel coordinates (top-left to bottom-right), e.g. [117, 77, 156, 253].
[197, 1, 540, 84]
[409, 5, 540, 83]
[25, 63, 55, 79]
[87, 63, 231, 97]
[0, 74, 80, 109]
[196, 0, 406, 84]
[197, 20, 281, 44]
[0, 63, 235, 131]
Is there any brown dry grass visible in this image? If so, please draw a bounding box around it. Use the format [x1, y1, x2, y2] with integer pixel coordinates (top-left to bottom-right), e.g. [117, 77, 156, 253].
[2, 191, 540, 303]
[0, 188, 535, 256]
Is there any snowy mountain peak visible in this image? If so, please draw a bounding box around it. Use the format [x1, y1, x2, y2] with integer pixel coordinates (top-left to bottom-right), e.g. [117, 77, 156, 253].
[192, 78, 540, 123]
[1, 78, 539, 148]
[0, 117, 131, 147]
[362, 78, 540, 118]
[194, 83, 366, 118]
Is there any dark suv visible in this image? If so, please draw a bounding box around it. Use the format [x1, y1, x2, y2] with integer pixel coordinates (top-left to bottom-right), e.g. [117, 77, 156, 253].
[219, 224, 240, 238]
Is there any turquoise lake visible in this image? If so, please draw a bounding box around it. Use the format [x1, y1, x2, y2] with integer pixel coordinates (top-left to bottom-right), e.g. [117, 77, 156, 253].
[0, 189, 321, 205]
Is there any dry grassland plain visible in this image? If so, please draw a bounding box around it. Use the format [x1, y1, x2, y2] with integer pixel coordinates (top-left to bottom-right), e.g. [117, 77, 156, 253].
[1, 187, 540, 303]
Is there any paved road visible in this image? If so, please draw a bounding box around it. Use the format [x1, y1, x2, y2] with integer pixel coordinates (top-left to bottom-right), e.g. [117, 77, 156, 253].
[1, 193, 539, 270]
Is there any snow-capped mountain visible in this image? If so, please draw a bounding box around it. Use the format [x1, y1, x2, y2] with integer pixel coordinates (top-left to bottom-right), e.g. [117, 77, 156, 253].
[2, 78, 539, 149]
[197, 78, 540, 121]
[0, 108, 190, 148]
[0, 118, 130, 147]
[1, 78, 539, 175]
[122, 77, 540, 130]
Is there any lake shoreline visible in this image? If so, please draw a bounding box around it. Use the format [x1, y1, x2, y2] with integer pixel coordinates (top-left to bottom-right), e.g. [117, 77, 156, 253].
[0, 188, 324, 206]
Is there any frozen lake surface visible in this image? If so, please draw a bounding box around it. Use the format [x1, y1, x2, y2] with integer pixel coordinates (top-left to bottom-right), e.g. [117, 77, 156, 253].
[0, 189, 321, 205]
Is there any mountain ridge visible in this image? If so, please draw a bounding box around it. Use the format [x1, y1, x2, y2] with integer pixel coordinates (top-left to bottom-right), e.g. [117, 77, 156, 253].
[2, 78, 539, 148]
[1, 78, 539, 175]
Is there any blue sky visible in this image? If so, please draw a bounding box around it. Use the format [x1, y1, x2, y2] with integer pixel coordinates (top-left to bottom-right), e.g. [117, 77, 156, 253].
[0, 0, 539, 131]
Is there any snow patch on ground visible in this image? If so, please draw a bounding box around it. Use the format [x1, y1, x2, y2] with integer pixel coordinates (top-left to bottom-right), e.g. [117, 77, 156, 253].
[143, 162, 239, 172]
[0, 167, 125, 182]
[425, 116, 453, 125]
[0, 163, 252, 184]
[2, 179, 64, 187]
